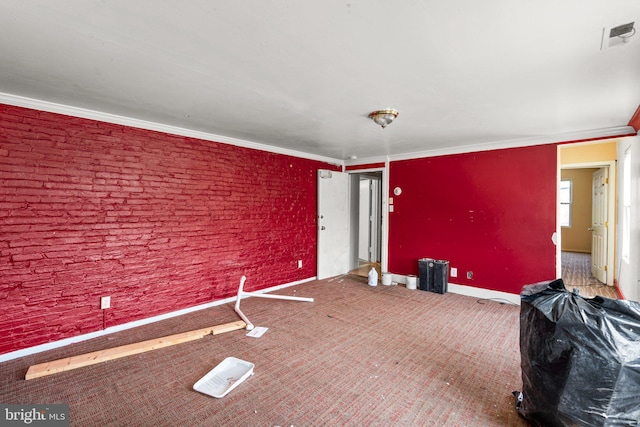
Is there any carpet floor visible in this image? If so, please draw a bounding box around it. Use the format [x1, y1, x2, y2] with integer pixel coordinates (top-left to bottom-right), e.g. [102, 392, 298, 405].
[0, 276, 529, 426]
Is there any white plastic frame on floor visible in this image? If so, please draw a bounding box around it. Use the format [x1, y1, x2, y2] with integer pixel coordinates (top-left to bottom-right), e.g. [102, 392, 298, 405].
[234, 275, 314, 330]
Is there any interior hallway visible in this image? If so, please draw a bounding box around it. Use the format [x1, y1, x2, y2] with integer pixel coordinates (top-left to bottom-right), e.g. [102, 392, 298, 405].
[561, 251, 617, 298]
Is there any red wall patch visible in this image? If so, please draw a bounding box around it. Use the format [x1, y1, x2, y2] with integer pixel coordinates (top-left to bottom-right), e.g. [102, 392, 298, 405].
[388, 145, 558, 294]
[345, 162, 385, 171]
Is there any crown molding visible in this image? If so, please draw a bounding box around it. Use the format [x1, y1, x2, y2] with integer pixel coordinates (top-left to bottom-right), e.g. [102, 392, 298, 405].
[0, 92, 344, 166]
[2, 92, 632, 168]
[343, 155, 390, 168]
[347, 126, 636, 166]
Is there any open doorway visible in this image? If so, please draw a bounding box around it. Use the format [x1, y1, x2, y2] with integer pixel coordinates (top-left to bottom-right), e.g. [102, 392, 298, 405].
[558, 141, 617, 293]
[316, 168, 387, 281]
[348, 171, 383, 278]
[560, 168, 602, 284]
[559, 164, 616, 297]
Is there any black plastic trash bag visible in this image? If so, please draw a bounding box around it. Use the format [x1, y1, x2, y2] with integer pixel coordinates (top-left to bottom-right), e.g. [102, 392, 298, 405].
[517, 278, 640, 426]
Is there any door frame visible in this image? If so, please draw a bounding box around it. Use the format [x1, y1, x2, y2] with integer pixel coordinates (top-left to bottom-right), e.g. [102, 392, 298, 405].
[557, 160, 616, 286]
[357, 173, 382, 263]
[347, 166, 389, 273]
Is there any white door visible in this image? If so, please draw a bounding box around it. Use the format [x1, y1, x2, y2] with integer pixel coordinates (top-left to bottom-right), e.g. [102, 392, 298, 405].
[591, 168, 608, 283]
[317, 169, 350, 279]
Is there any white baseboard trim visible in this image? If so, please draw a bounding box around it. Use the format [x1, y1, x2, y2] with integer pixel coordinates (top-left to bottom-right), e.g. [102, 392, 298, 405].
[391, 274, 521, 305]
[0, 277, 316, 363]
[447, 283, 521, 305]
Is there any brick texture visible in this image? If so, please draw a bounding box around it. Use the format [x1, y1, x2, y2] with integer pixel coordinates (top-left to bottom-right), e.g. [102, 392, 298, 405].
[0, 104, 338, 355]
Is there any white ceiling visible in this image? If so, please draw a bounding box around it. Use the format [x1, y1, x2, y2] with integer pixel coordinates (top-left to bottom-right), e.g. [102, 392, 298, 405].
[1, 1, 639, 163]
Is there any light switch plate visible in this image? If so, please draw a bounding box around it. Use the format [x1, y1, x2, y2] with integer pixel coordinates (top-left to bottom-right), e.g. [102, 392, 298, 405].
[101, 296, 111, 309]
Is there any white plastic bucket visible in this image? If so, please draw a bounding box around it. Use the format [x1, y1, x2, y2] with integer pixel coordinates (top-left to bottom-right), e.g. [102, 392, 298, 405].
[381, 272, 392, 286]
[406, 275, 417, 290]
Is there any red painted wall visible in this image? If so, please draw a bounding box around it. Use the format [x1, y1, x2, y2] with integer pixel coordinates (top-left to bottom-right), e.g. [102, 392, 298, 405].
[628, 104, 640, 132]
[388, 145, 558, 294]
[345, 162, 385, 171]
[0, 104, 338, 356]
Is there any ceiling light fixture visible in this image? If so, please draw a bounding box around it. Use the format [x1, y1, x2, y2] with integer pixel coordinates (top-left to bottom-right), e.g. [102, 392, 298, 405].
[602, 22, 636, 49]
[618, 26, 636, 43]
[368, 109, 399, 129]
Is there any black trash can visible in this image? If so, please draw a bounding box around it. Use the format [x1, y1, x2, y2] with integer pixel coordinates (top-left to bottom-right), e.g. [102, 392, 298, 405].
[432, 260, 449, 294]
[418, 258, 435, 292]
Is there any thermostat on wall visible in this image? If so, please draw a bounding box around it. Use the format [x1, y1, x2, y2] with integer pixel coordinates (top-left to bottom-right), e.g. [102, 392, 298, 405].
[393, 187, 402, 196]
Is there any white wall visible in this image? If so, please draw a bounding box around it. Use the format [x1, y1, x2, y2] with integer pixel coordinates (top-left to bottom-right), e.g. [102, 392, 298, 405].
[617, 136, 639, 301]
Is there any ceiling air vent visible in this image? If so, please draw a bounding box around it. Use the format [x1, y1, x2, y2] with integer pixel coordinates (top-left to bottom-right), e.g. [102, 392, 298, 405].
[601, 21, 636, 50]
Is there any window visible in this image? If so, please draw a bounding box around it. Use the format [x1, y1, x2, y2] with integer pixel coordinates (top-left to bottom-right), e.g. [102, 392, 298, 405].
[559, 179, 572, 227]
[622, 148, 631, 262]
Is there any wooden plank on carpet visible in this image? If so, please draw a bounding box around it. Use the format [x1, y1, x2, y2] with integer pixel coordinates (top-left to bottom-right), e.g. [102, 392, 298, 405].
[25, 320, 246, 380]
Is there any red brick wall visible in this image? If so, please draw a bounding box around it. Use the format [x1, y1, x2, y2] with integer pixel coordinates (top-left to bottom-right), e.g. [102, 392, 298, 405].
[0, 104, 337, 355]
